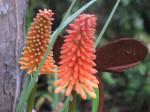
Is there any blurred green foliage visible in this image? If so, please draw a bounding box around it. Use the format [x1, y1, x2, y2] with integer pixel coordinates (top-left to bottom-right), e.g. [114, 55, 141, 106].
[26, 0, 150, 112]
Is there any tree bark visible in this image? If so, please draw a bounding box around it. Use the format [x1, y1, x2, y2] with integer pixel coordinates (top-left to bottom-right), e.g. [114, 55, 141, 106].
[0, 0, 28, 111]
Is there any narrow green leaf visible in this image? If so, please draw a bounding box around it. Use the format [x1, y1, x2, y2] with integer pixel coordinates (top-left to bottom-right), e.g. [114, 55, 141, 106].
[59, 0, 77, 34]
[61, 97, 71, 112]
[26, 83, 37, 112]
[61, 0, 77, 23]
[16, 0, 96, 111]
[93, 0, 121, 112]
[92, 88, 99, 112]
[95, 0, 121, 47]
[16, 75, 30, 112]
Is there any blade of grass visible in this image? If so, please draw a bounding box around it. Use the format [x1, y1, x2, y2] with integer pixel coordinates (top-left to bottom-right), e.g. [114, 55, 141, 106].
[16, 0, 96, 111]
[59, 0, 77, 34]
[61, 0, 77, 23]
[26, 83, 37, 112]
[93, 0, 121, 112]
[95, 0, 121, 47]
[61, 97, 71, 112]
[16, 75, 30, 111]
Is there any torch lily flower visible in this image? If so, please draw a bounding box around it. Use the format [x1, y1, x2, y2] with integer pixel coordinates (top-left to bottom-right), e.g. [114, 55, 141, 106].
[19, 9, 56, 75]
[53, 36, 148, 112]
[54, 14, 99, 99]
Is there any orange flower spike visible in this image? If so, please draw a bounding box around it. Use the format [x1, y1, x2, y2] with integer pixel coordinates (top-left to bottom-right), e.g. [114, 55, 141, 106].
[54, 14, 99, 99]
[19, 9, 56, 75]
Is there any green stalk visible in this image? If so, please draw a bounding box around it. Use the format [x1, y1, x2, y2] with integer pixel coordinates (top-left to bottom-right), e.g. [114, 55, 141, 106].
[68, 91, 76, 112]
[26, 83, 37, 112]
[95, 0, 121, 47]
[92, 88, 99, 112]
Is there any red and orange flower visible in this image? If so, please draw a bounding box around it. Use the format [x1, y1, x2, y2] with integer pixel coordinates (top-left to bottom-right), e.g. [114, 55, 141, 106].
[19, 9, 56, 75]
[54, 14, 99, 99]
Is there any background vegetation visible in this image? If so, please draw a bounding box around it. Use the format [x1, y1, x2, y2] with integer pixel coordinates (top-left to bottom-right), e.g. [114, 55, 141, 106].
[26, 0, 150, 112]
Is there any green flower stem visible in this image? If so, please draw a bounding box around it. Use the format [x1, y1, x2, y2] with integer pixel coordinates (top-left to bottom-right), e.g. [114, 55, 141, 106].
[92, 88, 99, 112]
[68, 91, 76, 112]
[96, 74, 104, 112]
[26, 83, 37, 112]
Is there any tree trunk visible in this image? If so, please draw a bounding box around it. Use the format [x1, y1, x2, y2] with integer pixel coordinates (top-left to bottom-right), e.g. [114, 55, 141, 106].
[0, 0, 28, 111]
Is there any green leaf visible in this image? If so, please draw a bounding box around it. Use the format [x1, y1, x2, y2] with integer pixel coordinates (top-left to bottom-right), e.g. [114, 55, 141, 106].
[93, 0, 121, 111]
[61, 97, 71, 112]
[26, 83, 37, 112]
[61, 0, 77, 23]
[92, 88, 99, 112]
[16, 0, 96, 111]
[95, 0, 121, 47]
[16, 75, 30, 111]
